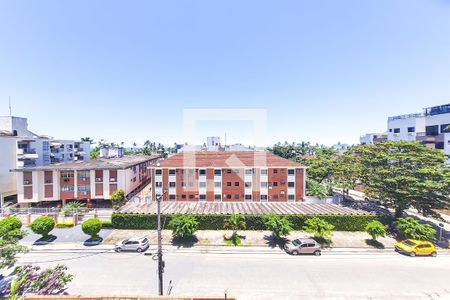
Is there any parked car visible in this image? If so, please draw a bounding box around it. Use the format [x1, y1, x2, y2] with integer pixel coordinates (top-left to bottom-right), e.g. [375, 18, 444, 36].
[395, 239, 437, 257]
[284, 238, 321, 256]
[115, 237, 149, 252]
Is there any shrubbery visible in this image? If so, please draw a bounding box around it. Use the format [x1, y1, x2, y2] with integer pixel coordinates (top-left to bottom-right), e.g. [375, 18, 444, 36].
[55, 222, 74, 228]
[30, 216, 55, 238]
[397, 217, 436, 241]
[0, 216, 22, 235]
[365, 220, 386, 240]
[81, 218, 102, 240]
[264, 214, 293, 238]
[112, 213, 391, 231]
[168, 214, 198, 239]
[303, 217, 334, 239]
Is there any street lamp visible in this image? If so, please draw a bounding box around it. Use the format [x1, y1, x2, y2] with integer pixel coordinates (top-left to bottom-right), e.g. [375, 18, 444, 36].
[156, 189, 167, 296]
[438, 223, 444, 242]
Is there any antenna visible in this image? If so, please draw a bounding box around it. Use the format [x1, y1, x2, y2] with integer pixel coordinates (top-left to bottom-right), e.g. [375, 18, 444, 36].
[8, 96, 12, 116]
[224, 132, 227, 147]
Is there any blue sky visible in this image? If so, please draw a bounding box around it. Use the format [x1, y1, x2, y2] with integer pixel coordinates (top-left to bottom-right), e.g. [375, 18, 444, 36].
[1, 0, 450, 147]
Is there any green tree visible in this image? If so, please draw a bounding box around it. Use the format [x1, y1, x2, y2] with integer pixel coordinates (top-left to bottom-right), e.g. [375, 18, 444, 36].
[81, 218, 102, 240]
[29, 216, 55, 238]
[303, 217, 334, 240]
[90, 146, 100, 159]
[353, 141, 450, 218]
[397, 217, 436, 241]
[297, 148, 338, 184]
[224, 214, 246, 245]
[0, 216, 27, 269]
[81, 137, 94, 144]
[306, 179, 329, 199]
[169, 214, 198, 239]
[110, 189, 125, 209]
[264, 215, 293, 238]
[333, 151, 363, 194]
[365, 220, 386, 240]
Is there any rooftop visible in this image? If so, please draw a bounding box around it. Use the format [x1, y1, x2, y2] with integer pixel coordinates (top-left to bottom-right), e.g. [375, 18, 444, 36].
[157, 151, 304, 168]
[14, 155, 160, 171]
[119, 202, 368, 215]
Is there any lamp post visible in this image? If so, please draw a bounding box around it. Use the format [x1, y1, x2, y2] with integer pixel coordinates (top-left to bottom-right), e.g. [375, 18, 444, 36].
[156, 189, 167, 296]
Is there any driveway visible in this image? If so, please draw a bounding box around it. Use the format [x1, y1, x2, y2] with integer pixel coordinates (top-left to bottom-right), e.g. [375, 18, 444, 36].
[20, 226, 113, 245]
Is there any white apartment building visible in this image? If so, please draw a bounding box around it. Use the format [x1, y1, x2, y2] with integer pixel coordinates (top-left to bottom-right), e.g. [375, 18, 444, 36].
[0, 116, 91, 202]
[360, 103, 450, 155]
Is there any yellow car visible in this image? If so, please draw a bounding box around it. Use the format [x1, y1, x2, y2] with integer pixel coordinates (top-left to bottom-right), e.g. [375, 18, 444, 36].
[395, 239, 437, 257]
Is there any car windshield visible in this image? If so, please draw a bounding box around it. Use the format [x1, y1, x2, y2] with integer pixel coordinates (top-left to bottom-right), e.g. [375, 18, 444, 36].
[291, 239, 301, 246]
[403, 240, 417, 247]
[142, 238, 148, 243]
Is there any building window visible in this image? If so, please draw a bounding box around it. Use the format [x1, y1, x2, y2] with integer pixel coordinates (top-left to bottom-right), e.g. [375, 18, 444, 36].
[426, 125, 439, 136]
[169, 182, 176, 188]
[61, 185, 74, 192]
[181, 182, 186, 187]
[155, 169, 162, 175]
[199, 169, 206, 175]
[181, 194, 186, 199]
[260, 195, 268, 201]
[226, 169, 232, 174]
[288, 195, 295, 201]
[393, 128, 400, 133]
[234, 182, 239, 187]
[273, 169, 278, 174]
[288, 182, 295, 187]
[234, 195, 239, 199]
[199, 194, 206, 200]
[260, 169, 268, 175]
[61, 171, 74, 178]
[214, 194, 221, 201]
[408, 127, 415, 133]
[245, 195, 252, 201]
[214, 182, 221, 188]
[245, 169, 252, 175]
[199, 182, 206, 188]
[214, 169, 221, 176]
[226, 182, 232, 186]
[440, 124, 450, 133]
[169, 195, 176, 200]
[78, 185, 90, 192]
[189, 194, 194, 199]
[389, 129, 392, 132]
[155, 182, 162, 187]
[245, 182, 251, 188]
[169, 169, 176, 175]
[226, 194, 232, 199]
[288, 169, 295, 175]
[233, 169, 240, 174]
[261, 182, 268, 188]
[273, 182, 278, 187]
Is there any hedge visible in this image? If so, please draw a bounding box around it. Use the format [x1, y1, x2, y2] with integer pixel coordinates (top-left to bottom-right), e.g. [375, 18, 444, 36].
[112, 213, 392, 232]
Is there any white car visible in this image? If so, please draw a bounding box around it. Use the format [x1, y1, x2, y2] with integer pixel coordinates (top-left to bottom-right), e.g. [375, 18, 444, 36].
[115, 237, 149, 252]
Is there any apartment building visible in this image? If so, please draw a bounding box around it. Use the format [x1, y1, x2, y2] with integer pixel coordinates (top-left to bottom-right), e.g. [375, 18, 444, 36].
[0, 116, 90, 201]
[360, 103, 450, 155]
[13, 155, 160, 206]
[152, 151, 306, 202]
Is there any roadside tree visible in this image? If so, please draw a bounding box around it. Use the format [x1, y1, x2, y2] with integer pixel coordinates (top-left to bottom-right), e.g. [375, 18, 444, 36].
[264, 215, 293, 239]
[365, 220, 386, 240]
[396, 217, 436, 241]
[29, 216, 55, 239]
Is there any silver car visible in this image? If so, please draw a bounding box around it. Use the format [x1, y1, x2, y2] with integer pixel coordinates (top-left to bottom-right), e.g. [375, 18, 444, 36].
[115, 237, 149, 253]
[284, 238, 322, 256]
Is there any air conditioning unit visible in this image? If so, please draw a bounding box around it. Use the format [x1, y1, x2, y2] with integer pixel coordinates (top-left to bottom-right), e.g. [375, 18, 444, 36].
[80, 191, 88, 195]
[81, 178, 87, 181]
[95, 178, 102, 182]
[23, 180, 31, 185]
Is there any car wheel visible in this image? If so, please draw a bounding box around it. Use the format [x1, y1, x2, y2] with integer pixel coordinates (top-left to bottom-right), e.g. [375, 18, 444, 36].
[292, 250, 299, 256]
[137, 248, 143, 253]
[409, 251, 416, 257]
[115, 248, 121, 253]
[431, 251, 437, 257]
[314, 250, 321, 256]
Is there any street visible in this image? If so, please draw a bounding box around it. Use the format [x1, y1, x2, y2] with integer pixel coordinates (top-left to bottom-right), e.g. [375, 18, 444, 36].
[17, 249, 450, 299]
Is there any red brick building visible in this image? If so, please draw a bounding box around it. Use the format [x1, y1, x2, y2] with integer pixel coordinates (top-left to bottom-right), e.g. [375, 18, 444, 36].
[152, 151, 306, 202]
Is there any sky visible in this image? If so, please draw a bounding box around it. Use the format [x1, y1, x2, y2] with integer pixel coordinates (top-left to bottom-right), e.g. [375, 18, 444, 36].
[1, 0, 450, 147]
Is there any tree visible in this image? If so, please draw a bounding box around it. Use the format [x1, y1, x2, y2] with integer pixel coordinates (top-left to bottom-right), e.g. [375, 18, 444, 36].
[303, 217, 334, 240]
[264, 215, 293, 238]
[365, 220, 386, 240]
[81, 137, 94, 144]
[29, 216, 55, 238]
[1, 264, 73, 298]
[224, 214, 246, 245]
[333, 151, 363, 194]
[169, 214, 198, 239]
[297, 148, 338, 184]
[0, 216, 27, 269]
[306, 179, 329, 199]
[90, 146, 100, 159]
[353, 141, 450, 218]
[396, 217, 436, 241]
[81, 218, 102, 240]
[110, 189, 125, 209]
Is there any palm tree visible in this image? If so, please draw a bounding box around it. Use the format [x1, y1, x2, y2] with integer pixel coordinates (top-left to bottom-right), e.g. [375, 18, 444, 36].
[224, 214, 246, 239]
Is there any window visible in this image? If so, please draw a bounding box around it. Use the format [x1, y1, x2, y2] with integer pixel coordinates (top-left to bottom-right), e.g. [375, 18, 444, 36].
[199, 194, 206, 200]
[234, 195, 239, 199]
[426, 125, 439, 136]
[214, 182, 221, 188]
[393, 128, 400, 133]
[199, 182, 206, 188]
[280, 169, 285, 174]
[260, 195, 268, 201]
[261, 182, 268, 188]
[288, 195, 295, 200]
[155, 182, 162, 187]
[199, 169, 206, 175]
[169, 195, 176, 200]
[61, 171, 74, 178]
[214, 169, 221, 176]
[288, 182, 295, 187]
[245, 182, 251, 188]
[226, 194, 232, 199]
[169, 182, 176, 188]
[280, 181, 286, 186]
[234, 182, 239, 186]
[273, 169, 278, 174]
[261, 169, 268, 175]
[227, 182, 232, 186]
[181, 194, 186, 199]
[155, 170, 162, 175]
[408, 127, 415, 133]
[245, 195, 252, 200]
[245, 169, 252, 175]
[214, 194, 221, 201]
[273, 182, 278, 187]
[389, 129, 392, 132]
[440, 123, 450, 133]
[226, 169, 232, 174]
[288, 169, 295, 175]
[169, 169, 176, 175]
[189, 194, 194, 199]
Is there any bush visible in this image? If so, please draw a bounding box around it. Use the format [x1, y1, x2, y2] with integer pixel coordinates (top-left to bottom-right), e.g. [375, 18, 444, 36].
[0, 216, 22, 233]
[168, 214, 198, 238]
[30, 216, 55, 238]
[81, 218, 102, 239]
[365, 220, 386, 240]
[112, 213, 392, 231]
[397, 217, 436, 241]
[110, 190, 125, 208]
[264, 214, 293, 238]
[224, 214, 246, 233]
[55, 222, 74, 228]
[303, 217, 334, 239]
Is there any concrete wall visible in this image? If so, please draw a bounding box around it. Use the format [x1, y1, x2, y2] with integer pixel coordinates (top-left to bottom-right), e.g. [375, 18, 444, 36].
[0, 137, 18, 197]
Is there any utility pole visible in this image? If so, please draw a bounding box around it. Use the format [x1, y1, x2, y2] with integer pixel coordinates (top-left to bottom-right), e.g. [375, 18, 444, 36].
[156, 191, 166, 296]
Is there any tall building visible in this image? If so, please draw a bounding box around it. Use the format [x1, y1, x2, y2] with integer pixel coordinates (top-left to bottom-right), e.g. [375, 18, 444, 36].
[153, 151, 306, 202]
[0, 116, 91, 201]
[360, 103, 450, 155]
[13, 155, 160, 206]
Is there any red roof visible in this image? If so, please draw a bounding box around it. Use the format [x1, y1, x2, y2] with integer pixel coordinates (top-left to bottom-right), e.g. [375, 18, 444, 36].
[158, 151, 304, 168]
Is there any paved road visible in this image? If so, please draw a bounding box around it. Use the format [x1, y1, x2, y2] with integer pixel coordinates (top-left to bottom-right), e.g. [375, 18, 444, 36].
[16, 249, 450, 299]
[20, 226, 112, 244]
